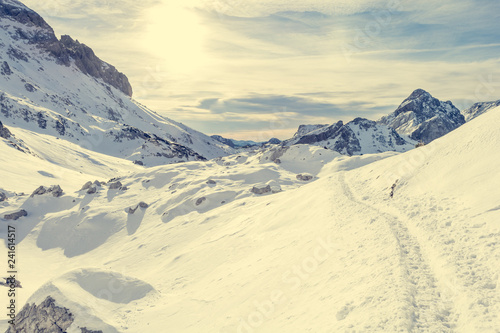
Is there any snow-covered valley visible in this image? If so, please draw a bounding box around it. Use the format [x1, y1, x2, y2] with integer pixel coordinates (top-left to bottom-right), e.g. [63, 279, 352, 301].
[0, 0, 499, 332]
[1, 105, 499, 332]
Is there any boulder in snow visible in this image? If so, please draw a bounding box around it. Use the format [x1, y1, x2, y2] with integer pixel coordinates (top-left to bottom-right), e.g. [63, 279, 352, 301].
[195, 197, 206, 206]
[296, 174, 314, 181]
[108, 181, 122, 190]
[251, 185, 272, 195]
[4, 209, 27, 220]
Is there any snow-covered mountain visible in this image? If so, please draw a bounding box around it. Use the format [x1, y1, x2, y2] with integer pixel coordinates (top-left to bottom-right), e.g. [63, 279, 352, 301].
[462, 99, 500, 122]
[0, 0, 234, 166]
[283, 117, 414, 155]
[378, 89, 465, 143]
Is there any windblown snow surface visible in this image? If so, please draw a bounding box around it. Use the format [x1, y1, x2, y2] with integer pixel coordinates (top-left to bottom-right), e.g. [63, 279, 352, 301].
[0, 107, 499, 332]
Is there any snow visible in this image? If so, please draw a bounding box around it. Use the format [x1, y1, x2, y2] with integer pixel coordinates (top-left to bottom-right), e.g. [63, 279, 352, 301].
[1, 3, 499, 332]
[1, 106, 499, 332]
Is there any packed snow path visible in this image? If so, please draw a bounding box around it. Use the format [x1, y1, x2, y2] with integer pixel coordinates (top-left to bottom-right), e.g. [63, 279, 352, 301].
[338, 172, 456, 332]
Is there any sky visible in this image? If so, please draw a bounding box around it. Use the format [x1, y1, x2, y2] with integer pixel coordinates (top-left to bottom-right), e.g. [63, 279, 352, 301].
[21, 0, 500, 140]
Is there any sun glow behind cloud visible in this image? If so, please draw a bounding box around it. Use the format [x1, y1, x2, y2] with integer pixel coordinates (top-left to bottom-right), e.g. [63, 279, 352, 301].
[141, 2, 209, 73]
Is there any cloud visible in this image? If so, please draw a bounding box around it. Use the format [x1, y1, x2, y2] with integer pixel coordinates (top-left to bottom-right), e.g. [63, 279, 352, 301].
[18, 0, 500, 140]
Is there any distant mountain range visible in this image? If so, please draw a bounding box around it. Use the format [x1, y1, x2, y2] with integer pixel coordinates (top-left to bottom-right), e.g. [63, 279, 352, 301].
[0, 0, 498, 166]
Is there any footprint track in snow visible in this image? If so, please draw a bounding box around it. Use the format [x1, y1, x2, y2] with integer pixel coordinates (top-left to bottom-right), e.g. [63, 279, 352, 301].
[338, 172, 456, 332]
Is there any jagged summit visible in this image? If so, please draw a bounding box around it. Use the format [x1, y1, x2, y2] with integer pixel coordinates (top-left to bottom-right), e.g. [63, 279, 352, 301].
[378, 89, 465, 143]
[0, 0, 133, 96]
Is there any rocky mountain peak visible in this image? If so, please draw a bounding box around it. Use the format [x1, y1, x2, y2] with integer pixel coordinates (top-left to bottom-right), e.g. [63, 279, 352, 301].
[0, 0, 132, 96]
[407, 88, 431, 100]
[0, 0, 51, 30]
[378, 89, 465, 143]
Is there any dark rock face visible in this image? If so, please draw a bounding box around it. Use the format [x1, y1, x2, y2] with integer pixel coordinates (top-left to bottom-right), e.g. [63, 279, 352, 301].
[462, 100, 500, 122]
[0, 1, 54, 32]
[1, 61, 12, 75]
[211, 135, 236, 148]
[4, 209, 27, 220]
[0, 192, 6, 202]
[0, 120, 12, 139]
[55, 35, 132, 97]
[0, 1, 133, 96]
[293, 124, 328, 138]
[379, 89, 465, 143]
[5, 296, 74, 333]
[294, 121, 345, 145]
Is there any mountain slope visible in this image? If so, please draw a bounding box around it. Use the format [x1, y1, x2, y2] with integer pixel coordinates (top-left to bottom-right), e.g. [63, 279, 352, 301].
[378, 89, 465, 143]
[284, 117, 414, 155]
[0, 0, 234, 166]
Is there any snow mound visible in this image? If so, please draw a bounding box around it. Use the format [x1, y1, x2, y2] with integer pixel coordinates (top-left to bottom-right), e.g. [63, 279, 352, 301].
[26, 268, 156, 332]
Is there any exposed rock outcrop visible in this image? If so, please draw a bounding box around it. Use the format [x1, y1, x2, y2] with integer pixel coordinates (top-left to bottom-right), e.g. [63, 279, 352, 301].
[0, 120, 12, 139]
[5, 296, 74, 333]
[108, 181, 123, 190]
[0, 192, 6, 202]
[30, 185, 63, 198]
[296, 174, 314, 181]
[4, 209, 27, 220]
[461, 99, 500, 122]
[251, 185, 272, 195]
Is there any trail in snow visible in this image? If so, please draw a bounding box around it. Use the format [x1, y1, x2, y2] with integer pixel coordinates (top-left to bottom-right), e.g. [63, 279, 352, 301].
[338, 172, 457, 332]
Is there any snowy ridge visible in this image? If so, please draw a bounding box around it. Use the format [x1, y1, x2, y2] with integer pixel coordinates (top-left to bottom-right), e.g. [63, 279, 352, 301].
[0, 1, 234, 166]
[284, 117, 414, 155]
[461, 99, 500, 122]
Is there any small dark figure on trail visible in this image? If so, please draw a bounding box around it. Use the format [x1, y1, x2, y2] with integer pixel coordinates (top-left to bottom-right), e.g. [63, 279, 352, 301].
[390, 180, 398, 198]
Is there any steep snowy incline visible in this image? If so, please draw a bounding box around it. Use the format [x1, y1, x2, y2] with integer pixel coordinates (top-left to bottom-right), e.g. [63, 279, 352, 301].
[0, 0, 234, 165]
